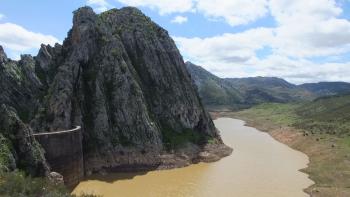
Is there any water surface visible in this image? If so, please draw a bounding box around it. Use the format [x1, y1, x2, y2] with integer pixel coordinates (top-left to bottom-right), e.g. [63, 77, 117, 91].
[73, 118, 313, 197]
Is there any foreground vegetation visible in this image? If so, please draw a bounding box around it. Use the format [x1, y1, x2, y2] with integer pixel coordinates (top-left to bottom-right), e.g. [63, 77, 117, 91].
[224, 94, 350, 197]
[0, 171, 99, 197]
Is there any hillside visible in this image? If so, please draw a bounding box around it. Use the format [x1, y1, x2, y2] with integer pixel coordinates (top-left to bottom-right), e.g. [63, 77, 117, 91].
[294, 94, 350, 135]
[185, 62, 245, 110]
[226, 77, 314, 103]
[186, 62, 350, 110]
[299, 82, 350, 96]
[234, 94, 350, 135]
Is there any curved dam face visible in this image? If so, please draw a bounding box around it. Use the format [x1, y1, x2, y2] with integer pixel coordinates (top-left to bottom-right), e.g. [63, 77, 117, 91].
[34, 126, 84, 187]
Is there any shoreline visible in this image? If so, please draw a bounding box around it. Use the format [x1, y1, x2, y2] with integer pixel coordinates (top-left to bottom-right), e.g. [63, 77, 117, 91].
[212, 111, 350, 197]
[211, 112, 315, 195]
[74, 142, 233, 188]
[234, 118, 314, 195]
[155, 143, 233, 170]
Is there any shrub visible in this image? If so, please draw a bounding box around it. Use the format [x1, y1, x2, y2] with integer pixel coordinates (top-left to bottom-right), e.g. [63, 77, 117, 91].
[161, 127, 212, 150]
[0, 171, 101, 197]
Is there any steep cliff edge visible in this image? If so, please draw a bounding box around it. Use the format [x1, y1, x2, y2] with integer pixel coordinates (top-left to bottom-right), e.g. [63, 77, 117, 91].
[0, 46, 49, 175]
[27, 6, 231, 175]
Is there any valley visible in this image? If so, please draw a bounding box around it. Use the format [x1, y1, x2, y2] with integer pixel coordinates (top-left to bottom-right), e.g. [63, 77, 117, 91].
[186, 62, 350, 111]
[218, 95, 350, 197]
[1, 2, 350, 197]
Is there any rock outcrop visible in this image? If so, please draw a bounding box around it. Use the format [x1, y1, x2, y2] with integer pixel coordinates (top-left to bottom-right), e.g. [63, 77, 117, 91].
[0, 50, 43, 123]
[0, 6, 232, 185]
[0, 46, 49, 176]
[32, 6, 231, 173]
[0, 104, 48, 176]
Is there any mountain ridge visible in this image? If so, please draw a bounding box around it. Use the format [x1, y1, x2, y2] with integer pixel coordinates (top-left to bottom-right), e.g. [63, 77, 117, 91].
[186, 61, 350, 110]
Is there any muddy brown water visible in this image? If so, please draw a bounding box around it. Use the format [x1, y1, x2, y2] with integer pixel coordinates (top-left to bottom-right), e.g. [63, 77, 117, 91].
[73, 118, 314, 197]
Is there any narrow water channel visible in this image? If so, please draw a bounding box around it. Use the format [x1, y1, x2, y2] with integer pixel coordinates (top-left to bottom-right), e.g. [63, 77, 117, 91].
[73, 118, 314, 197]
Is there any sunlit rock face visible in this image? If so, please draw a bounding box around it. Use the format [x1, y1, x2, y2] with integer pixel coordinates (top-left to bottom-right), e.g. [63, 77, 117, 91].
[0, 6, 231, 185]
[31, 6, 230, 174]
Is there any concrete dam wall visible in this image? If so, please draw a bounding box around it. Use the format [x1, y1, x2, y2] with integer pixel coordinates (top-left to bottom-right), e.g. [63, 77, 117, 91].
[34, 126, 84, 187]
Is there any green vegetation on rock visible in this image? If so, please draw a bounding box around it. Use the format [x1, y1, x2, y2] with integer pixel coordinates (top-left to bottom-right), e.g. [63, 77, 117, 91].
[161, 127, 213, 150]
[0, 170, 70, 197]
[0, 134, 15, 172]
[0, 170, 101, 197]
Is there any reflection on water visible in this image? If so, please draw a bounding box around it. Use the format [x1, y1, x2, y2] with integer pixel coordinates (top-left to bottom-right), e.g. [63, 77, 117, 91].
[73, 118, 314, 197]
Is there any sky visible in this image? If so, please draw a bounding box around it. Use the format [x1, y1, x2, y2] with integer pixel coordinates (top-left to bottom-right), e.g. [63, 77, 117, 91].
[0, 0, 350, 84]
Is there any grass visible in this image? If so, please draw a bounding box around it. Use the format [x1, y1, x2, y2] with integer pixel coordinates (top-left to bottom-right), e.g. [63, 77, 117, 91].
[225, 98, 350, 197]
[237, 102, 299, 125]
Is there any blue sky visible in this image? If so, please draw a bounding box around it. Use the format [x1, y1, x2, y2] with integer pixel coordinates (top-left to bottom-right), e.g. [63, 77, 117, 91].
[0, 0, 350, 84]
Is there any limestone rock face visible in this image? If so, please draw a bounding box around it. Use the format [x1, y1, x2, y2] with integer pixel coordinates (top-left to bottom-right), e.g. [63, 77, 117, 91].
[0, 51, 43, 123]
[0, 6, 231, 178]
[0, 46, 49, 176]
[0, 46, 8, 63]
[35, 43, 63, 86]
[32, 6, 226, 172]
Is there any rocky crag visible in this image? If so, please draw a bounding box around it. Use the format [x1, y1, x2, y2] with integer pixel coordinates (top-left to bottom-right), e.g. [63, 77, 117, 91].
[0, 7, 232, 185]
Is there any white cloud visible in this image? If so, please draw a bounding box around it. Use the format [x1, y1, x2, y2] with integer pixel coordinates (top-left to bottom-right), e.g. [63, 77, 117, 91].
[87, 0, 110, 12]
[174, 28, 274, 64]
[256, 55, 350, 84]
[174, 0, 350, 83]
[196, 0, 269, 26]
[0, 23, 59, 53]
[116, 0, 194, 15]
[171, 16, 188, 24]
[115, 0, 268, 25]
[269, 0, 350, 58]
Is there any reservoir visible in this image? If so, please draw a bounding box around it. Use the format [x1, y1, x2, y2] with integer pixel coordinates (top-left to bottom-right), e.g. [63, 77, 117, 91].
[73, 118, 313, 197]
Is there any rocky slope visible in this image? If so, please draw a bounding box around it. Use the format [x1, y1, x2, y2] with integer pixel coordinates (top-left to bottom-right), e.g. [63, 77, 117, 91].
[0, 105, 49, 176]
[185, 62, 245, 110]
[0, 46, 48, 175]
[186, 62, 350, 110]
[0, 7, 231, 181]
[0, 46, 43, 123]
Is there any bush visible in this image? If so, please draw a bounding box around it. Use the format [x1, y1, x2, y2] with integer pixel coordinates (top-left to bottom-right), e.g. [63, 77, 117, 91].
[0, 170, 70, 197]
[161, 127, 213, 150]
[0, 171, 101, 197]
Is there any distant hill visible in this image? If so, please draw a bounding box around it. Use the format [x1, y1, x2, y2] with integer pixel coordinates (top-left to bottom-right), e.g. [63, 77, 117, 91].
[226, 77, 313, 104]
[227, 77, 296, 89]
[186, 62, 350, 110]
[185, 62, 245, 110]
[299, 82, 350, 96]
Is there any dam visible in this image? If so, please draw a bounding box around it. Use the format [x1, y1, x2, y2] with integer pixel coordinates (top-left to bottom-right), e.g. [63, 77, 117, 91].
[33, 126, 84, 187]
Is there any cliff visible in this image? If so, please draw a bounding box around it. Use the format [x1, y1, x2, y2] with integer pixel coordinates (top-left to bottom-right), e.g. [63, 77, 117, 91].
[0, 6, 231, 184]
[0, 46, 48, 175]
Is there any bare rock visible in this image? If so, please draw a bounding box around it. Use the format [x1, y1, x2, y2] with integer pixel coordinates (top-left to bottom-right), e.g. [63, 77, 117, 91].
[48, 172, 64, 185]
